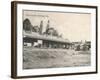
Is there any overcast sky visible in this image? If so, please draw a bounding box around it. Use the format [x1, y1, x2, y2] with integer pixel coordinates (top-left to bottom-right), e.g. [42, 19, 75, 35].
[23, 10, 91, 42]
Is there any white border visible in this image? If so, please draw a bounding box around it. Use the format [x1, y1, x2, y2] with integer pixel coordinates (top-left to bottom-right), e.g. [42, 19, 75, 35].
[17, 3, 96, 76]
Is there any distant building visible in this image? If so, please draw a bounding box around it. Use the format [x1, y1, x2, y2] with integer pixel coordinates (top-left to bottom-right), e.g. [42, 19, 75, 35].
[72, 41, 91, 51]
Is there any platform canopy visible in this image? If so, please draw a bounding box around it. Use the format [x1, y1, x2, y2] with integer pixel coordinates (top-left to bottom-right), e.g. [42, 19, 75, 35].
[23, 31, 70, 43]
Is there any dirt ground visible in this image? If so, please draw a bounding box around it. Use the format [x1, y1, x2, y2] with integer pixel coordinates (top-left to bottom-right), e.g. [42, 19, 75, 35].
[23, 48, 91, 69]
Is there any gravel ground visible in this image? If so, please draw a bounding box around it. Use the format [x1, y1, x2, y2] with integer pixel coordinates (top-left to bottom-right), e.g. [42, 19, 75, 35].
[23, 48, 91, 69]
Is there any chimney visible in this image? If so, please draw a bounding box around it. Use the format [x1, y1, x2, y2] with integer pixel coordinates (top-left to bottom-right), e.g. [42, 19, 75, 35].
[45, 20, 50, 34]
[46, 20, 50, 30]
[39, 20, 43, 34]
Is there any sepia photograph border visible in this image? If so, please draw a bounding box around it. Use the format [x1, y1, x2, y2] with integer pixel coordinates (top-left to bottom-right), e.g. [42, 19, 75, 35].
[11, 1, 98, 79]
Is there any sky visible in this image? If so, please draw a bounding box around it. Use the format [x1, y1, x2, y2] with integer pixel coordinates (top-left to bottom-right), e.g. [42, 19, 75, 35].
[23, 10, 91, 42]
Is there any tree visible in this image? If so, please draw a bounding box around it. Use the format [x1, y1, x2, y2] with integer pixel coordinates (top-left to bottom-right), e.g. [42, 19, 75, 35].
[53, 30, 59, 37]
[23, 18, 32, 31]
[75, 45, 80, 51]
